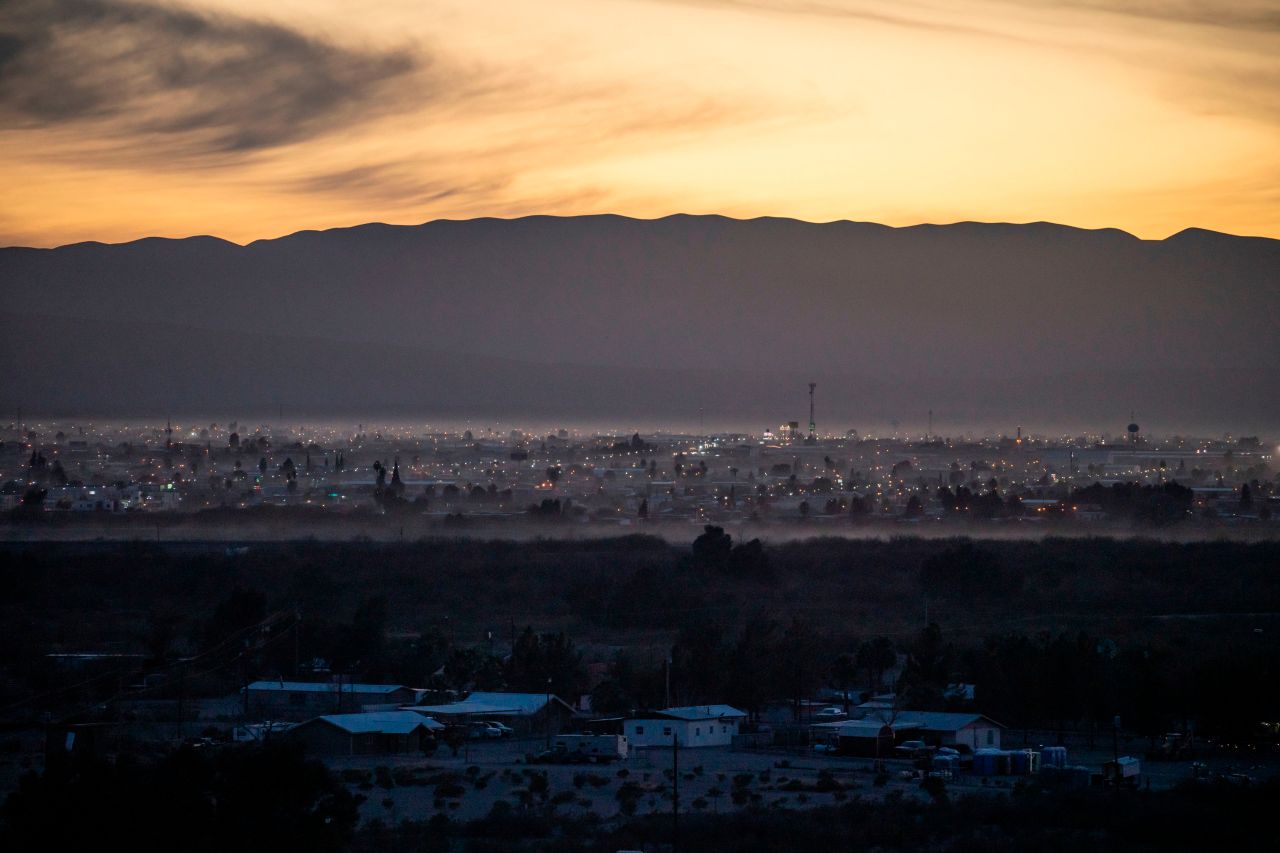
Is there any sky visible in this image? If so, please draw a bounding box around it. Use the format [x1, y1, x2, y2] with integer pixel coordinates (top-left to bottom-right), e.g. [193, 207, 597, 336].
[1, 0, 1278, 247]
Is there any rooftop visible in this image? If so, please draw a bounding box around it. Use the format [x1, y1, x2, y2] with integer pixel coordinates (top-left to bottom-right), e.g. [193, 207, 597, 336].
[247, 680, 409, 694]
[307, 711, 444, 735]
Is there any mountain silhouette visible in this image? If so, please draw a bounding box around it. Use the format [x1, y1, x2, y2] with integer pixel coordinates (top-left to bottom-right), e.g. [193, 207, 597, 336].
[3, 215, 1277, 432]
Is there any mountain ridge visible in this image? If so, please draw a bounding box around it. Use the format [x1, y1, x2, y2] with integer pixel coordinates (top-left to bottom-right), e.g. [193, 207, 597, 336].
[2, 214, 1276, 429]
[11, 214, 1280, 253]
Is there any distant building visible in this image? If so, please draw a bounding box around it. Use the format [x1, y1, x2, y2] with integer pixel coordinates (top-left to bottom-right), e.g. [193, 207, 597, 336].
[623, 705, 747, 748]
[244, 681, 416, 721]
[288, 711, 443, 755]
[410, 691, 577, 736]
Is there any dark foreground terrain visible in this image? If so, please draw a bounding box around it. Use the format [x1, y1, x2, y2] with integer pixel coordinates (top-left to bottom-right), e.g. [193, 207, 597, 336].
[2, 533, 1279, 850]
[4, 741, 1278, 852]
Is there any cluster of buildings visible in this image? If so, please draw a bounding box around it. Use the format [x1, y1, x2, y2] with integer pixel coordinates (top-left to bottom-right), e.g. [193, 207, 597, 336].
[1, 418, 1274, 527]
[239, 679, 748, 757]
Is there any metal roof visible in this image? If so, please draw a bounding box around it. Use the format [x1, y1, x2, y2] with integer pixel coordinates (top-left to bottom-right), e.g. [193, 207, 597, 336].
[247, 681, 409, 694]
[411, 691, 575, 718]
[659, 704, 748, 721]
[307, 711, 444, 735]
[411, 701, 525, 716]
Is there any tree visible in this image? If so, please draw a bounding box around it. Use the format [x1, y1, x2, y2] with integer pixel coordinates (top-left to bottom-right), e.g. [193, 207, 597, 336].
[692, 525, 732, 568]
[725, 612, 781, 720]
[832, 653, 859, 711]
[199, 587, 266, 653]
[775, 618, 825, 719]
[856, 637, 897, 692]
[506, 627, 584, 698]
[728, 538, 771, 578]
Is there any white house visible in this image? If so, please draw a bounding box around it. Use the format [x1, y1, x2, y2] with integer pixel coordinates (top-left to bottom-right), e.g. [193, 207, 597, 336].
[624, 704, 746, 748]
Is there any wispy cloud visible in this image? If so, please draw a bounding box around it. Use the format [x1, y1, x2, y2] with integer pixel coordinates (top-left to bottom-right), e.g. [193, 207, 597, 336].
[0, 0, 420, 160]
[1018, 1, 1280, 33]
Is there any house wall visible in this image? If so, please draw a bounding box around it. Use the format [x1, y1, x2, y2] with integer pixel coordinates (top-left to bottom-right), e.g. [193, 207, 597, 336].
[928, 723, 1000, 750]
[290, 723, 429, 755]
[954, 722, 1001, 750]
[624, 718, 737, 748]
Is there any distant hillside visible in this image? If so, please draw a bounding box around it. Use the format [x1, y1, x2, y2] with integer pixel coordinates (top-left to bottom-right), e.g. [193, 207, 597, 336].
[2, 215, 1277, 431]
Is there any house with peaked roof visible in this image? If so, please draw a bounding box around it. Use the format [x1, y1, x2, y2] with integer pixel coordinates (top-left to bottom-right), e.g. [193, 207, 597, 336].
[894, 711, 1004, 750]
[623, 705, 747, 748]
[287, 711, 444, 755]
[409, 690, 578, 736]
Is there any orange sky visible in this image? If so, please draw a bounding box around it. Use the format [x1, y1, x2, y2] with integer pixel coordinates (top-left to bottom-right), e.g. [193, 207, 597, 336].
[1, 0, 1278, 246]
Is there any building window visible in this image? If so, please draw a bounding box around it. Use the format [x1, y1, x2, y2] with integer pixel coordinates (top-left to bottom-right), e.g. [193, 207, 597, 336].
[986, 730, 994, 745]
[635, 726, 644, 735]
[722, 726, 727, 733]
[662, 726, 672, 736]
[695, 727, 701, 736]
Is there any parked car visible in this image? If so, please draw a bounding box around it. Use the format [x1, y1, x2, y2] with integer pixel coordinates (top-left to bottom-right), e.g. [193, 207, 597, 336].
[894, 740, 934, 758]
[813, 706, 846, 720]
[467, 721, 506, 740]
[480, 720, 514, 738]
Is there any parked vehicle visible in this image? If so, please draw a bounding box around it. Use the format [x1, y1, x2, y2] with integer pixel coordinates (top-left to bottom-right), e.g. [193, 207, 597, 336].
[813, 707, 846, 720]
[467, 721, 506, 740]
[551, 734, 628, 762]
[1102, 756, 1141, 788]
[894, 740, 934, 758]
[528, 745, 593, 764]
[479, 720, 514, 738]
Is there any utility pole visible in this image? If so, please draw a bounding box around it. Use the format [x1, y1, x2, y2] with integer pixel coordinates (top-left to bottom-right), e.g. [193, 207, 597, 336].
[672, 733, 680, 852]
[665, 657, 672, 709]
[293, 606, 301, 679]
[176, 660, 186, 745]
[240, 643, 249, 718]
[545, 677, 553, 750]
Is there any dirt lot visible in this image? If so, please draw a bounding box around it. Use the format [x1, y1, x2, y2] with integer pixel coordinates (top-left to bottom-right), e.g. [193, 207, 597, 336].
[321, 737, 1254, 827]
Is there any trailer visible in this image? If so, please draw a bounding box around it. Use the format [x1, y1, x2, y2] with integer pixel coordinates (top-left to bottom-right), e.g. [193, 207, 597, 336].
[551, 734, 629, 762]
[1103, 756, 1141, 788]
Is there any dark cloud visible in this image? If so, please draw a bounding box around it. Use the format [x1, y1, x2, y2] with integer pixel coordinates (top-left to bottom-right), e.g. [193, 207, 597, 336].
[645, 0, 1035, 42]
[0, 0, 419, 157]
[1022, 1, 1280, 33]
[287, 163, 511, 208]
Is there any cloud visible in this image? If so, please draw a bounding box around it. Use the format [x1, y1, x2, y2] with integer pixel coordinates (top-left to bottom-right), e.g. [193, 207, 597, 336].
[0, 0, 420, 160]
[642, 0, 1035, 42]
[285, 163, 512, 209]
[1020, 1, 1280, 33]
